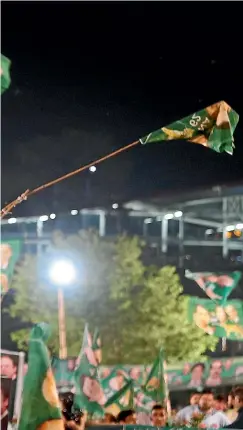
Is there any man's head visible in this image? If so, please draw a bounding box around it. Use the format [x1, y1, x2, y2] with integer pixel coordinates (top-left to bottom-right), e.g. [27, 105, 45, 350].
[199, 390, 214, 412]
[67, 359, 75, 372]
[102, 413, 117, 424]
[209, 360, 222, 379]
[191, 363, 205, 381]
[233, 387, 243, 410]
[190, 392, 201, 405]
[129, 367, 141, 381]
[228, 389, 235, 409]
[117, 410, 136, 424]
[1, 355, 17, 379]
[1, 385, 9, 416]
[214, 394, 227, 411]
[151, 404, 167, 427]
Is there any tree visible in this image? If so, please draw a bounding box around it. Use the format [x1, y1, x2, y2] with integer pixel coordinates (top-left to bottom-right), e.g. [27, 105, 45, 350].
[9, 231, 217, 364]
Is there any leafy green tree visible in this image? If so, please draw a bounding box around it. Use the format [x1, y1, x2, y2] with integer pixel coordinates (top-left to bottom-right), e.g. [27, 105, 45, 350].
[9, 231, 217, 363]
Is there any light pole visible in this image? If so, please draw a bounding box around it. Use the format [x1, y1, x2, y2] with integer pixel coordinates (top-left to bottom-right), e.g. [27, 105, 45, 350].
[49, 259, 77, 359]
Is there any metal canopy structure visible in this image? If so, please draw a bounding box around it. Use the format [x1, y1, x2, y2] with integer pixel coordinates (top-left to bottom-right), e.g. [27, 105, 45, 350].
[124, 183, 243, 257]
[1, 183, 243, 259]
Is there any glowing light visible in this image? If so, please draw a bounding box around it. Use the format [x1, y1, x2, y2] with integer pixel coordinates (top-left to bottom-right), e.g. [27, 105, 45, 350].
[89, 166, 96, 173]
[50, 213, 56, 219]
[71, 210, 78, 215]
[39, 215, 48, 222]
[226, 225, 235, 232]
[8, 218, 17, 224]
[49, 260, 76, 287]
[236, 223, 243, 230]
[164, 213, 174, 220]
[174, 211, 183, 218]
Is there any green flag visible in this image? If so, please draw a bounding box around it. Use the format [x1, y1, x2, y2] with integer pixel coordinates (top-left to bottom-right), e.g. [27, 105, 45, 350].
[92, 328, 102, 365]
[19, 323, 63, 430]
[1, 240, 22, 300]
[185, 270, 241, 306]
[105, 379, 134, 416]
[143, 349, 167, 403]
[1, 54, 11, 94]
[188, 297, 243, 340]
[140, 101, 239, 155]
[73, 324, 106, 415]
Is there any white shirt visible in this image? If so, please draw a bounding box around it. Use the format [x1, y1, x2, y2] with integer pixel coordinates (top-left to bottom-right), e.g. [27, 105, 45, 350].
[202, 411, 230, 428]
[175, 405, 198, 423]
[175, 405, 230, 428]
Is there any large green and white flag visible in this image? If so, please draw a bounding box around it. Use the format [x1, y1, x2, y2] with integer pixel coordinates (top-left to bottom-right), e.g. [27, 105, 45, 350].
[19, 323, 63, 430]
[1, 54, 11, 94]
[140, 101, 239, 155]
[73, 324, 106, 415]
[186, 270, 241, 305]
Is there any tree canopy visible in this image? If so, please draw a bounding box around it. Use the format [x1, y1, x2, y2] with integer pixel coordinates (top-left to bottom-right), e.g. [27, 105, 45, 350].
[9, 230, 217, 364]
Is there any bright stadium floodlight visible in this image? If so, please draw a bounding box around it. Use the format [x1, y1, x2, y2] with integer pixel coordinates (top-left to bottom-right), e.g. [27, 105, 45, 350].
[49, 259, 77, 287]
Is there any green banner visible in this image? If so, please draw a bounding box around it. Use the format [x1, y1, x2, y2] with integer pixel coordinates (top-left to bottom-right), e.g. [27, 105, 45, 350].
[188, 297, 243, 340]
[52, 356, 243, 392]
[86, 426, 239, 430]
[0, 240, 22, 299]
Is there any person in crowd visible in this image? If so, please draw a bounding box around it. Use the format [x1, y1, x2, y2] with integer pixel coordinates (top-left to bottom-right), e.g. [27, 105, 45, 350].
[195, 390, 230, 428]
[175, 392, 201, 423]
[175, 390, 230, 427]
[225, 387, 243, 428]
[117, 409, 136, 424]
[60, 393, 86, 430]
[226, 389, 238, 423]
[214, 394, 227, 412]
[190, 392, 201, 406]
[1, 355, 18, 422]
[1, 384, 10, 430]
[1, 355, 17, 380]
[188, 363, 205, 388]
[102, 413, 117, 424]
[151, 404, 167, 427]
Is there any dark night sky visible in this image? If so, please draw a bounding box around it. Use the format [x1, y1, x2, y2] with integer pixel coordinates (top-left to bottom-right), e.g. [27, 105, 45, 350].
[2, 2, 243, 216]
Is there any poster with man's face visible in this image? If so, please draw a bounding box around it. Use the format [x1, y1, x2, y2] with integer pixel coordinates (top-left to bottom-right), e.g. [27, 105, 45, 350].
[1, 377, 11, 430]
[0, 350, 25, 424]
[0, 240, 22, 299]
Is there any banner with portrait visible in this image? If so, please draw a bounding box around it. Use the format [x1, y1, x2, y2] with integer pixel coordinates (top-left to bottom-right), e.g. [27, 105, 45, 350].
[0, 240, 22, 300]
[52, 355, 243, 393]
[0, 349, 25, 424]
[188, 298, 243, 340]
